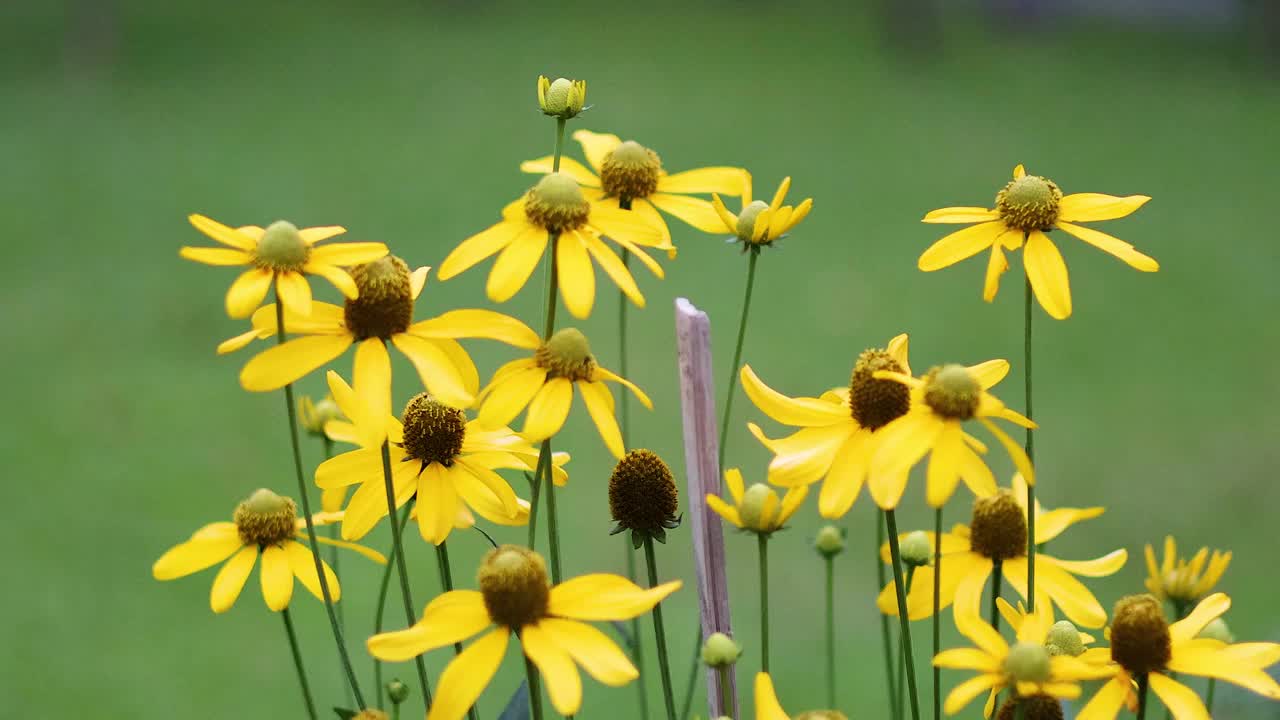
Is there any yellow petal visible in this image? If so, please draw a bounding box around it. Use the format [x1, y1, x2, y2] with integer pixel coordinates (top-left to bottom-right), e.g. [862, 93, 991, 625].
[968, 359, 1010, 390]
[285, 540, 343, 602]
[548, 574, 681, 621]
[710, 194, 739, 232]
[426, 628, 509, 720]
[556, 231, 596, 319]
[259, 544, 295, 611]
[978, 418, 1035, 487]
[1169, 643, 1280, 698]
[754, 672, 791, 720]
[210, 545, 258, 613]
[1147, 673, 1209, 720]
[657, 166, 749, 196]
[593, 366, 651, 409]
[983, 242, 1010, 302]
[739, 365, 848, 426]
[1036, 506, 1105, 544]
[924, 424, 964, 507]
[538, 618, 637, 686]
[582, 231, 645, 309]
[944, 674, 1002, 716]
[309, 242, 388, 267]
[1056, 222, 1159, 272]
[776, 484, 808, 525]
[760, 424, 854, 487]
[1057, 193, 1150, 222]
[523, 378, 574, 441]
[306, 531, 387, 565]
[408, 309, 540, 349]
[918, 221, 1006, 272]
[240, 334, 353, 392]
[1076, 676, 1129, 720]
[724, 468, 745, 504]
[1013, 164, 1026, 179]
[1042, 550, 1127, 578]
[439, 220, 524, 281]
[590, 203, 668, 250]
[872, 410, 945, 478]
[817, 431, 869, 517]
[453, 458, 519, 517]
[921, 206, 1000, 224]
[179, 246, 251, 266]
[1170, 593, 1230, 643]
[705, 494, 742, 527]
[298, 226, 346, 245]
[579, 380, 624, 458]
[325, 370, 384, 447]
[519, 155, 600, 187]
[478, 367, 547, 427]
[486, 227, 547, 302]
[391, 334, 474, 408]
[225, 268, 274, 318]
[1024, 230, 1072, 320]
[368, 590, 491, 660]
[933, 648, 1001, 672]
[153, 535, 243, 580]
[189, 213, 257, 250]
[353, 338, 392, 424]
[522, 621, 584, 715]
[303, 262, 359, 299]
[417, 463, 459, 545]
[647, 192, 730, 234]
[571, 129, 622, 172]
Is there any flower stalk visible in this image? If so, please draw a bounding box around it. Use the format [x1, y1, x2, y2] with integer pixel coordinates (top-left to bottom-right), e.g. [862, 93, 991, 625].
[373, 505, 412, 709]
[932, 508, 943, 720]
[379, 441, 433, 707]
[718, 246, 761, 468]
[878, 511, 899, 720]
[282, 608, 318, 720]
[644, 536, 678, 720]
[1024, 275, 1037, 612]
[884, 509, 921, 720]
[825, 552, 836, 709]
[757, 532, 771, 672]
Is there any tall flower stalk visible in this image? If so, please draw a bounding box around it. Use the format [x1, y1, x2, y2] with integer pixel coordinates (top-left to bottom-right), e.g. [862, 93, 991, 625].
[281, 608, 318, 720]
[883, 510, 920, 720]
[378, 442, 433, 706]
[1024, 275, 1037, 612]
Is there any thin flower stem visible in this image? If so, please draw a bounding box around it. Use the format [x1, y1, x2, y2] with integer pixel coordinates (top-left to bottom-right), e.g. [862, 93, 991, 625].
[552, 118, 566, 172]
[1136, 673, 1150, 719]
[932, 508, 943, 720]
[825, 553, 836, 709]
[717, 247, 760, 469]
[990, 560, 1004, 634]
[895, 567, 918, 720]
[1024, 275, 1036, 613]
[435, 540, 480, 720]
[884, 509, 921, 720]
[373, 504, 413, 710]
[524, 653, 546, 720]
[321, 436, 355, 709]
[717, 666, 734, 717]
[677, 628, 700, 720]
[643, 536, 679, 720]
[274, 294, 366, 708]
[282, 608, 319, 720]
[1206, 678, 1216, 713]
[529, 229, 565, 580]
[878, 510, 900, 720]
[757, 532, 771, 672]
[380, 441, 433, 707]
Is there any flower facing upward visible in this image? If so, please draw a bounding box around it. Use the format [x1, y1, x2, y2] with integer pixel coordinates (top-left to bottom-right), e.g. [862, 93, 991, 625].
[315, 372, 540, 544]
[919, 165, 1156, 319]
[180, 214, 388, 318]
[707, 468, 807, 535]
[1077, 593, 1280, 718]
[537, 75, 587, 119]
[711, 176, 813, 248]
[367, 545, 681, 720]
[476, 327, 651, 458]
[152, 488, 384, 613]
[754, 672, 848, 720]
[438, 172, 669, 318]
[521, 129, 750, 247]
[220, 257, 539, 406]
[878, 488, 1126, 629]
[933, 601, 1111, 717]
[1143, 535, 1232, 611]
[609, 449, 681, 547]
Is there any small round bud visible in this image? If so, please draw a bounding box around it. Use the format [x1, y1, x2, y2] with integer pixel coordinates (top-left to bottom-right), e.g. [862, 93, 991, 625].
[1198, 617, 1235, 644]
[538, 76, 587, 119]
[387, 679, 410, 705]
[298, 395, 343, 436]
[900, 531, 933, 567]
[814, 525, 845, 557]
[738, 483, 777, 532]
[1045, 620, 1085, 657]
[701, 632, 742, 668]
[254, 220, 311, 270]
[1004, 642, 1051, 683]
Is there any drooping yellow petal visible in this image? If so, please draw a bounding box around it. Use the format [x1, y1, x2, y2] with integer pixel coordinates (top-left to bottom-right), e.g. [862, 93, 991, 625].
[309, 241, 388, 266]
[353, 338, 392, 422]
[305, 531, 386, 564]
[593, 366, 652, 409]
[1057, 193, 1151, 222]
[538, 618, 637, 686]
[285, 540, 344, 601]
[933, 648, 1002, 672]
[1037, 506, 1105, 545]
[519, 155, 600, 187]
[657, 166, 750, 196]
[817, 431, 869, 517]
[918, 221, 1007, 271]
[478, 367, 548, 427]
[452, 458, 519, 517]
[925, 423, 963, 507]
[1076, 676, 1130, 720]
[487, 227, 548, 303]
[301, 262, 357, 299]
[1056, 222, 1159, 272]
[417, 463, 460, 545]
[409, 309, 540, 349]
[921, 206, 1001, 224]
[978, 418, 1036, 487]
[647, 192, 730, 234]
[710, 194, 739, 233]
[872, 410, 946, 478]
[522, 621, 584, 715]
[758, 423, 855, 487]
[590, 203, 668, 250]
[523, 378, 574, 441]
[225, 268, 275, 318]
[426, 628, 509, 720]
[1147, 673, 1209, 720]
[210, 545, 258, 613]
[968, 359, 1010, 390]
[572, 129, 622, 172]
[556, 231, 597, 319]
[273, 271, 313, 317]
[705, 494, 743, 528]
[739, 365, 848, 427]
[368, 590, 491, 660]
[189, 213, 257, 250]
[952, 557, 997, 630]
[391, 334, 474, 409]
[1169, 593, 1230, 643]
[179, 246, 252, 266]
[754, 673, 791, 720]
[1042, 550, 1127, 578]
[582, 231, 645, 308]
[579, 380, 624, 458]
[548, 574, 681, 621]
[1024, 230, 1072, 320]
[438, 221, 524, 281]
[153, 535, 244, 580]
[325, 370, 384, 447]
[298, 226, 346, 245]
[1169, 643, 1280, 698]
[776, 484, 808, 526]
[452, 466, 525, 526]
[240, 334, 353, 392]
[259, 544, 295, 611]
[944, 674, 1002, 716]
[983, 242, 1009, 302]
[1010, 557, 1107, 629]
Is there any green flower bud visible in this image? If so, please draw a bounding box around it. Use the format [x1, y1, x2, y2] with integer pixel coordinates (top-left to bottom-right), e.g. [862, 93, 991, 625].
[537, 75, 587, 119]
[1045, 620, 1085, 657]
[387, 679, 410, 705]
[1004, 642, 1051, 683]
[814, 525, 845, 557]
[900, 530, 932, 567]
[701, 632, 742, 668]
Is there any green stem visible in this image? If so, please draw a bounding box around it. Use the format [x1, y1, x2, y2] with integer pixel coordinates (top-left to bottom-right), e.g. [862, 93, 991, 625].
[878, 510, 900, 720]
[644, 536, 678, 720]
[282, 608, 318, 720]
[884, 510, 921, 720]
[380, 442, 432, 707]
[1024, 275, 1036, 612]
[625, 538, 650, 720]
[677, 625, 700, 720]
[990, 560, 1003, 634]
[1136, 673, 1149, 719]
[932, 508, 942, 720]
[1205, 679, 1216, 713]
[538, 440, 563, 583]
[320, 436, 354, 708]
[392, 704, 402, 720]
[274, 294, 365, 708]
[717, 665, 734, 718]
[436, 540, 480, 720]
[825, 553, 836, 709]
[524, 653, 546, 720]
[717, 247, 760, 469]
[757, 532, 771, 673]
[373, 504, 412, 710]
[552, 118, 566, 172]
[896, 567, 918, 720]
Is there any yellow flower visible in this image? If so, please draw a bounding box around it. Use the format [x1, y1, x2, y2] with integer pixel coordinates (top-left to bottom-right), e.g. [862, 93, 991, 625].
[1143, 535, 1232, 610]
[219, 257, 539, 407]
[706, 468, 808, 534]
[367, 545, 681, 720]
[995, 597, 1097, 658]
[315, 372, 539, 544]
[297, 393, 353, 512]
[753, 672, 847, 719]
[919, 164, 1156, 319]
[476, 328, 651, 459]
[151, 488, 384, 613]
[521, 129, 750, 246]
[878, 488, 1126, 628]
[1077, 593, 1280, 718]
[438, 172, 668, 319]
[180, 214, 388, 318]
[537, 75, 587, 119]
[934, 601, 1112, 717]
[711, 176, 813, 247]
[870, 361, 1036, 501]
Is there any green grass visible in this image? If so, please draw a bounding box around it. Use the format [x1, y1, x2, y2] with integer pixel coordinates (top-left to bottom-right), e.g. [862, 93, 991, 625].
[5, 0, 1279, 717]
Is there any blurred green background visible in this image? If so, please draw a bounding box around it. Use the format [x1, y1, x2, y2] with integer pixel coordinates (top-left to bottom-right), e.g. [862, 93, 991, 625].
[6, 0, 1279, 717]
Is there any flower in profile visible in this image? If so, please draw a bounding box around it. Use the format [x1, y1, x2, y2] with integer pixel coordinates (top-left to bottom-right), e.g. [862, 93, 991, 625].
[706, 468, 807, 535]
[298, 392, 353, 512]
[933, 600, 1110, 717]
[919, 165, 1156, 319]
[1143, 535, 1231, 613]
[537, 75, 587, 119]
[1077, 593, 1280, 718]
[220, 256, 539, 407]
[521, 129, 750, 246]
[754, 672, 847, 720]
[152, 488, 384, 613]
[367, 545, 680, 720]
[438, 172, 668, 318]
[315, 372, 540, 544]
[180, 214, 388, 318]
[608, 449, 681, 547]
[878, 488, 1126, 628]
[711, 176, 813, 249]
[476, 328, 651, 459]
[871, 362, 1036, 499]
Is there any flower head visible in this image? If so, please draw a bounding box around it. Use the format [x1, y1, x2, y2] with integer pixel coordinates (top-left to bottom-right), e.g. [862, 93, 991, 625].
[919, 165, 1156, 319]
[537, 75, 587, 119]
[712, 176, 812, 248]
[368, 545, 680, 720]
[609, 449, 681, 546]
[707, 468, 807, 536]
[1143, 535, 1231, 610]
[152, 488, 384, 613]
[180, 214, 388, 318]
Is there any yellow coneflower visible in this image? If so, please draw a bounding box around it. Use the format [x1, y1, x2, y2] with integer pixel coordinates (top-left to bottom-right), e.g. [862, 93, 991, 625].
[919, 164, 1156, 319]
[1143, 535, 1232, 613]
[1077, 593, 1280, 718]
[521, 129, 750, 245]
[368, 545, 680, 720]
[180, 214, 388, 318]
[437, 172, 668, 318]
[711, 176, 813, 249]
[476, 327, 651, 459]
[219, 257, 539, 407]
[706, 468, 808, 535]
[152, 488, 383, 613]
[878, 489, 1126, 629]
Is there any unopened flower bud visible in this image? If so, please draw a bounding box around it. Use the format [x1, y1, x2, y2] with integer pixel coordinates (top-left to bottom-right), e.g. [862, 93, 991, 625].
[537, 75, 587, 119]
[900, 530, 932, 567]
[387, 679, 410, 705]
[1045, 620, 1085, 657]
[814, 525, 845, 557]
[701, 632, 742, 668]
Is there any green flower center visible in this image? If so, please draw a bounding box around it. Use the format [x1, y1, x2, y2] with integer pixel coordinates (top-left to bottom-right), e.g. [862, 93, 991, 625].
[478, 545, 550, 629]
[1004, 642, 1052, 683]
[995, 175, 1062, 232]
[849, 348, 911, 430]
[738, 483, 776, 532]
[535, 327, 596, 381]
[254, 220, 311, 270]
[600, 141, 662, 201]
[344, 256, 414, 340]
[1045, 620, 1085, 657]
[399, 393, 466, 468]
[735, 200, 770, 242]
[922, 364, 981, 421]
[524, 172, 590, 233]
[234, 488, 297, 546]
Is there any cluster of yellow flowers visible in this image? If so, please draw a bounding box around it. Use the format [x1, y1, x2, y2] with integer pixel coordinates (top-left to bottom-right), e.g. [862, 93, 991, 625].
[152, 74, 1277, 720]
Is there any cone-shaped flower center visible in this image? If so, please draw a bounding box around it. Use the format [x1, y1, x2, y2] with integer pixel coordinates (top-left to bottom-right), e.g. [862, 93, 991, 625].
[849, 348, 911, 430]
[234, 488, 298, 546]
[995, 695, 1064, 720]
[923, 364, 981, 421]
[1110, 594, 1172, 675]
[535, 327, 596, 381]
[609, 449, 679, 534]
[1046, 620, 1085, 657]
[1004, 642, 1052, 683]
[524, 172, 590, 233]
[477, 545, 550, 629]
[601, 140, 662, 200]
[969, 491, 1027, 562]
[996, 175, 1062, 232]
[735, 200, 770, 241]
[738, 483, 778, 532]
[344, 255, 414, 340]
[400, 393, 466, 468]
[254, 220, 311, 270]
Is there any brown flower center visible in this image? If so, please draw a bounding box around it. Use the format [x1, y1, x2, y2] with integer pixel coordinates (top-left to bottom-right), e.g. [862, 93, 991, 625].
[233, 488, 297, 546]
[922, 364, 982, 421]
[995, 174, 1062, 233]
[524, 172, 590, 233]
[1109, 594, 1172, 676]
[600, 140, 662, 201]
[478, 545, 550, 629]
[969, 490, 1027, 562]
[399, 393, 466, 468]
[995, 695, 1064, 720]
[609, 449, 680, 535]
[344, 255, 414, 340]
[849, 348, 911, 430]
